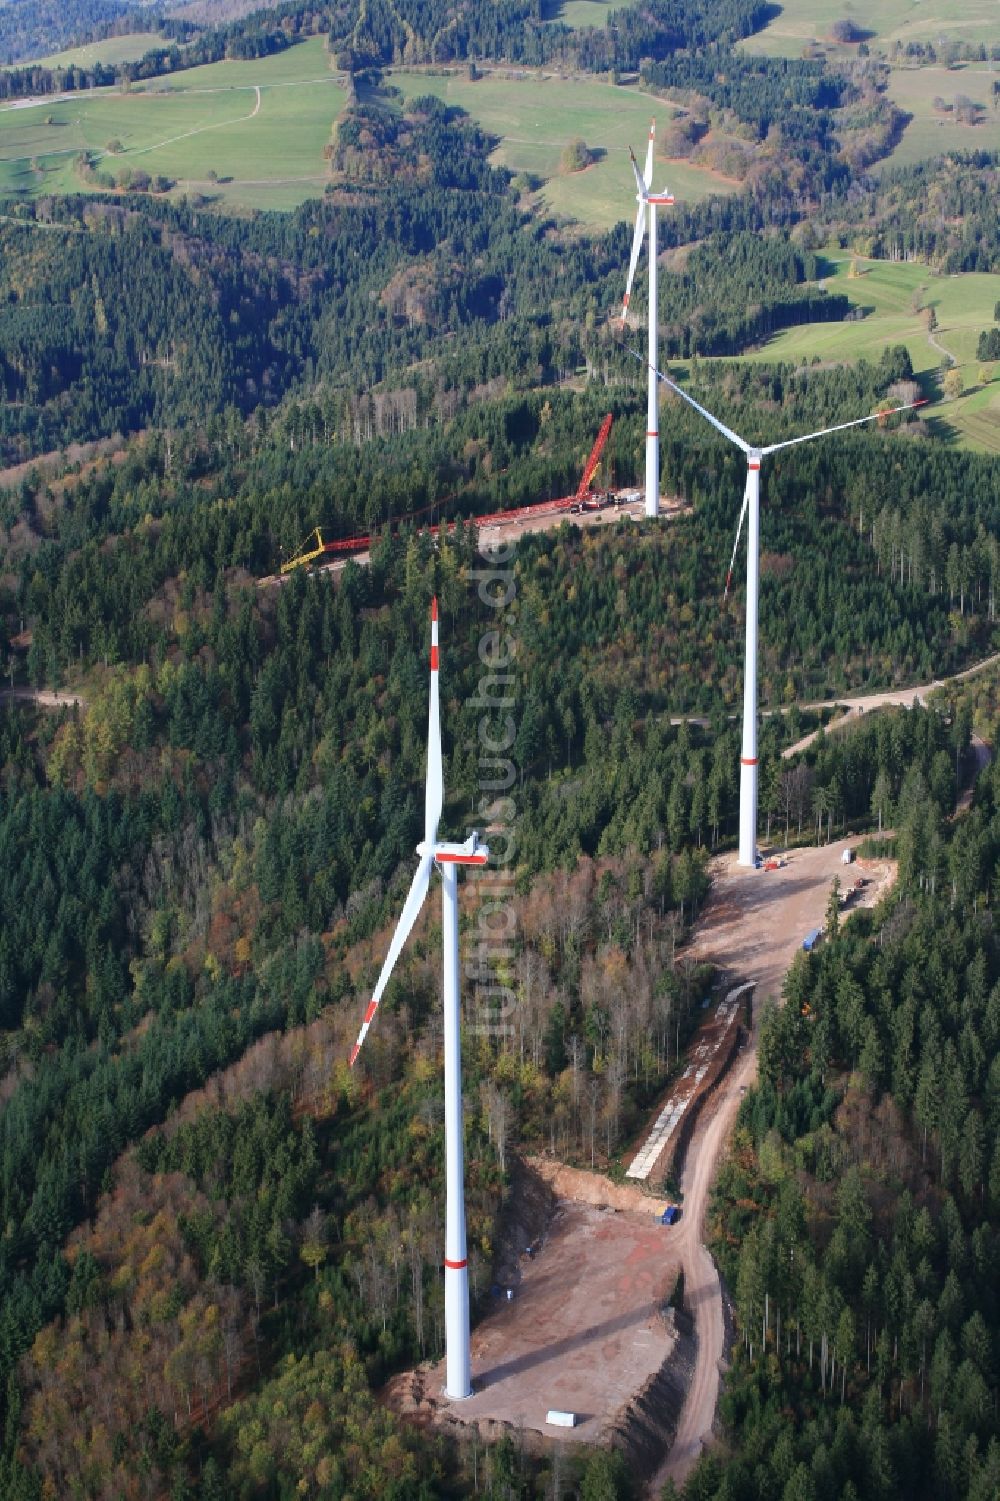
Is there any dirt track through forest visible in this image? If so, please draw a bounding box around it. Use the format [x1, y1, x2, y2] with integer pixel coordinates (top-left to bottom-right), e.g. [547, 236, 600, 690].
[0, 686, 84, 708]
[648, 842, 897, 1493]
[782, 652, 1000, 758]
[653, 721, 994, 1489]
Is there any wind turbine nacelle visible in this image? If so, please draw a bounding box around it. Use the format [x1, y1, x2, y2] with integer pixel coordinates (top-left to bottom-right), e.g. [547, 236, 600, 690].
[419, 832, 490, 866]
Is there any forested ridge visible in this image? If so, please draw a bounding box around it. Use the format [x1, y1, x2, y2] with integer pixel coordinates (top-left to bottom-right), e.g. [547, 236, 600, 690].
[0, 401, 992, 1495]
[0, 530, 731, 1497]
[0, 84, 874, 469]
[0, 0, 771, 87]
[0, 0, 997, 1493]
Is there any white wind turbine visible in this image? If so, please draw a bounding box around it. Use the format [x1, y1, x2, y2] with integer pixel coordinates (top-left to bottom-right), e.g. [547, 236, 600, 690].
[632, 351, 926, 866]
[349, 598, 488, 1400]
[622, 120, 674, 519]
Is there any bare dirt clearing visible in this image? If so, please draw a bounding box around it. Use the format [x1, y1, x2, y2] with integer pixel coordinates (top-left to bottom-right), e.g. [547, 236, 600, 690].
[398, 842, 894, 1485]
[391, 1188, 686, 1458]
[458, 1200, 675, 1443]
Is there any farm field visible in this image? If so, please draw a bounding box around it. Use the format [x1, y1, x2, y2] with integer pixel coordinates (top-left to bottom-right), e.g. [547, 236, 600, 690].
[879, 64, 1000, 170]
[388, 70, 739, 228]
[734, 253, 1000, 452]
[0, 37, 345, 209]
[740, 0, 1000, 56]
[0, 41, 738, 221]
[545, 0, 618, 26]
[3, 32, 166, 70]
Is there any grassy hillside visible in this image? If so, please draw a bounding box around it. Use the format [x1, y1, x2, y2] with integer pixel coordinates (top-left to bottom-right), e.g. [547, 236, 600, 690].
[734, 253, 1000, 452]
[880, 64, 1000, 170]
[0, 36, 346, 210]
[2, 30, 165, 69]
[0, 42, 738, 220]
[388, 69, 738, 228]
[739, 0, 1000, 56]
[545, 0, 619, 26]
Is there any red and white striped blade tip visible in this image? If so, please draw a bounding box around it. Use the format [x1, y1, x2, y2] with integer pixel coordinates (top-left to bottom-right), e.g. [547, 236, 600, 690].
[431, 595, 438, 620]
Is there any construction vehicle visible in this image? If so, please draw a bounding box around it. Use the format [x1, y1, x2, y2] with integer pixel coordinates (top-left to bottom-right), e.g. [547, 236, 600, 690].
[279, 528, 330, 574]
[278, 413, 614, 575]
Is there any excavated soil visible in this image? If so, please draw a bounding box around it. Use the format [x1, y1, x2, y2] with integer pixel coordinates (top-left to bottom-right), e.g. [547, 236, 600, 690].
[387, 1160, 684, 1465]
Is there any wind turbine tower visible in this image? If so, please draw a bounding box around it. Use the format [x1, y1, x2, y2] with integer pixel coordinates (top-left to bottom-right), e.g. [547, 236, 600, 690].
[349, 599, 488, 1400]
[622, 122, 674, 518]
[635, 353, 925, 866]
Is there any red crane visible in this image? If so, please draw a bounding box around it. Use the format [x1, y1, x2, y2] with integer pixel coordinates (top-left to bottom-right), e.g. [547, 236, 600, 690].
[280, 413, 615, 573]
[574, 412, 614, 507]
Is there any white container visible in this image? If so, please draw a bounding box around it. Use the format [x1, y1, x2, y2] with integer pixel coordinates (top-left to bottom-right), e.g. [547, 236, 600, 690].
[546, 1410, 577, 1428]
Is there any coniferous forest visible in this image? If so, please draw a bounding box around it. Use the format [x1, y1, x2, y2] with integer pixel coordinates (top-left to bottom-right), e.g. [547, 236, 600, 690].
[0, 0, 998, 1495]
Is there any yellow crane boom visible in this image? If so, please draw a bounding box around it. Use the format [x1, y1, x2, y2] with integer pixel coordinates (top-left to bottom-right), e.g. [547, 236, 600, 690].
[280, 528, 328, 575]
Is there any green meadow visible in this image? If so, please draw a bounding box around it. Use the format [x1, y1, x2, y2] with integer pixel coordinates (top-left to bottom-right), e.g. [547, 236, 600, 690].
[3, 33, 166, 70]
[740, 0, 1000, 56]
[879, 64, 1000, 171]
[735, 254, 1000, 452]
[0, 39, 736, 222]
[545, 0, 618, 26]
[739, 0, 1000, 171]
[388, 70, 738, 228]
[0, 37, 345, 209]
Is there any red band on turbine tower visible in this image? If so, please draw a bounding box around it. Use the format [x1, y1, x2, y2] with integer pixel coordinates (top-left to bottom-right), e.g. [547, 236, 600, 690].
[741, 757, 758, 766]
[444, 1257, 467, 1270]
[646, 431, 658, 438]
[749, 461, 761, 471]
[430, 645, 439, 670]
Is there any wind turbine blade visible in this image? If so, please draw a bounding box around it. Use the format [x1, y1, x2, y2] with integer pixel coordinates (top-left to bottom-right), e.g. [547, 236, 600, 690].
[426, 598, 443, 845]
[760, 398, 928, 456]
[628, 144, 646, 201]
[643, 119, 655, 190]
[628, 348, 750, 454]
[621, 201, 646, 321]
[349, 853, 434, 1066]
[724, 477, 752, 599]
